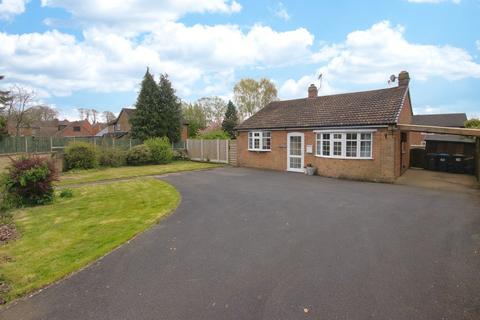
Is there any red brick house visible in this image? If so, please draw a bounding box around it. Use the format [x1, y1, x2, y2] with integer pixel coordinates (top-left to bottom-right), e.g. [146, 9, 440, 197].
[55, 120, 98, 137]
[235, 71, 413, 182]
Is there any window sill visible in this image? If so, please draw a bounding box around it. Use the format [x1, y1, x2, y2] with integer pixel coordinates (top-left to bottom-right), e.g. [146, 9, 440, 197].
[314, 155, 373, 160]
[248, 149, 271, 152]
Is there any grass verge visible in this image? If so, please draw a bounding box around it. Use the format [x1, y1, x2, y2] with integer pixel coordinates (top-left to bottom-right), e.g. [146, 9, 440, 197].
[58, 160, 222, 186]
[0, 178, 180, 302]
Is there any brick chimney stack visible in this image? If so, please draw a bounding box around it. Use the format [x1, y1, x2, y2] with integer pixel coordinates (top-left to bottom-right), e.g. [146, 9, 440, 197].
[398, 71, 410, 87]
[308, 84, 318, 98]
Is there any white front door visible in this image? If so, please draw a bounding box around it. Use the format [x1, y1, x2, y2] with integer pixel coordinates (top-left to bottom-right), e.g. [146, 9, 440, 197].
[287, 132, 304, 172]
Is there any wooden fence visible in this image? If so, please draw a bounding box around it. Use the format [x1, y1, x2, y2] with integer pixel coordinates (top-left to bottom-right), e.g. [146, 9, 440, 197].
[186, 139, 229, 164]
[0, 136, 145, 154]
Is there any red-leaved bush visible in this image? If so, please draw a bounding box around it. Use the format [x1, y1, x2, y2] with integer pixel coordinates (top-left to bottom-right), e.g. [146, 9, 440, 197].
[1, 156, 58, 207]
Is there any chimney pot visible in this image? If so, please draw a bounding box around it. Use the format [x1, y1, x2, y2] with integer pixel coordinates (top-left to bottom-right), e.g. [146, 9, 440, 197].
[308, 84, 318, 98]
[398, 71, 410, 87]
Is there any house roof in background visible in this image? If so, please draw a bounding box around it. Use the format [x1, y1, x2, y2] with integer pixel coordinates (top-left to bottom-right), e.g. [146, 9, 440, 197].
[109, 108, 136, 125]
[425, 134, 475, 144]
[235, 86, 409, 130]
[412, 113, 467, 128]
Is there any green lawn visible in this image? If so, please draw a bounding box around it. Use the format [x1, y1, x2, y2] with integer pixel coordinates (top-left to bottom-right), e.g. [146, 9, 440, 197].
[58, 160, 222, 186]
[0, 179, 180, 302]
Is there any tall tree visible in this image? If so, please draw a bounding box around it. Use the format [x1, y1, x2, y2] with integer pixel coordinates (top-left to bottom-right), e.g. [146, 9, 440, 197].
[26, 105, 59, 122]
[233, 78, 278, 120]
[182, 102, 207, 137]
[158, 73, 182, 143]
[131, 69, 163, 140]
[221, 100, 239, 139]
[5, 85, 36, 136]
[196, 96, 227, 124]
[0, 75, 11, 111]
[102, 111, 116, 123]
[0, 75, 9, 137]
[91, 109, 100, 123]
[77, 108, 87, 120]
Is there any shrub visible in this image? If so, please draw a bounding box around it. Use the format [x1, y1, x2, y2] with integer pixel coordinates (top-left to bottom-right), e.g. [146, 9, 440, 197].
[126, 145, 152, 166]
[1, 156, 58, 207]
[98, 148, 126, 167]
[64, 142, 97, 170]
[59, 188, 74, 198]
[196, 129, 230, 140]
[173, 149, 188, 161]
[144, 137, 173, 164]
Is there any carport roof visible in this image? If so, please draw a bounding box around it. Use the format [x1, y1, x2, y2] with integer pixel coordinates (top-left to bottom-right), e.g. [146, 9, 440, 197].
[235, 86, 409, 130]
[412, 113, 467, 128]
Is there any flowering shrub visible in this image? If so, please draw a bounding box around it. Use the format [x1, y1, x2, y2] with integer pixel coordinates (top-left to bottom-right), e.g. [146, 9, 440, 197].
[1, 156, 58, 207]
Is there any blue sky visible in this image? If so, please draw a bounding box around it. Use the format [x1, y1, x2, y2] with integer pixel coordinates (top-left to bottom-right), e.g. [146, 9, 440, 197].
[0, 0, 479, 120]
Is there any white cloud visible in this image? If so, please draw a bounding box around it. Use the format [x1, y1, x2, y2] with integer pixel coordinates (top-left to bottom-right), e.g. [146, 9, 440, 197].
[273, 2, 290, 21]
[41, 0, 242, 34]
[0, 21, 314, 98]
[0, 29, 202, 97]
[0, 0, 28, 20]
[476, 40, 480, 51]
[407, 0, 461, 4]
[280, 21, 480, 99]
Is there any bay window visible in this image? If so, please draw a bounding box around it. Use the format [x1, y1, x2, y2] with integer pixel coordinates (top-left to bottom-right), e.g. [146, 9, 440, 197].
[248, 131, 271, 151]
[315, 131, 373, 159]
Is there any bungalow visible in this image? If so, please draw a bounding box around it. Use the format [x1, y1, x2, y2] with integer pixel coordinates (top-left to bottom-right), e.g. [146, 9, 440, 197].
[235, 71, 413, 182]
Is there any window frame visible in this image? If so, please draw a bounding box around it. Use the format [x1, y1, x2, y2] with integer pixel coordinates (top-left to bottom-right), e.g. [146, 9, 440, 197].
[314, 129, 374, 160]
[248, 131, 272, 152]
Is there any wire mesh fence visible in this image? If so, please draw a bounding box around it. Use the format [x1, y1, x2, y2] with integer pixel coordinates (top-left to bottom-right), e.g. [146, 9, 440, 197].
[0, 136, 186, 155]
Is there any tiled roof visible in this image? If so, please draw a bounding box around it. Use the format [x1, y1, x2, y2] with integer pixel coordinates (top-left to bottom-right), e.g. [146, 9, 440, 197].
[235, 86, 409, 130]
[424, 134, 475, 143]
[412, 113, 467, 128]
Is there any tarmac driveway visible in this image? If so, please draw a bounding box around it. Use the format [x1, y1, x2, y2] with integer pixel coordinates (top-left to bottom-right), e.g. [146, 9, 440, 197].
[2, 167, 480, 320]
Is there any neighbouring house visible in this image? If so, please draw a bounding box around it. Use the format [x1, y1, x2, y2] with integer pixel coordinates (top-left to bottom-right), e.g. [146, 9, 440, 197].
[234, 71, 413, 182]
[7, 119, 70, 137]
[410, 113, 467, 147]
[54, 119, 99, 137]
[106, 107, 189, 141]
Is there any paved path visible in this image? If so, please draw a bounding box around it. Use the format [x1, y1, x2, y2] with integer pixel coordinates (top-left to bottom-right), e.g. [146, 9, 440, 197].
[2, 167, 480, 319]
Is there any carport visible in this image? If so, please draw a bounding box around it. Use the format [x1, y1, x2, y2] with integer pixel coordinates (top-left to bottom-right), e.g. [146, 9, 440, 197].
[398, 124, 480, 182]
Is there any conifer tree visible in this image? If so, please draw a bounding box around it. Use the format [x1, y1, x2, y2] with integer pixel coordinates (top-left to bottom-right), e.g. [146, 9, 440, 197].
[131, 69, 163, 140]
[221, 100, 239, 139]
[158, 74, 182, 143]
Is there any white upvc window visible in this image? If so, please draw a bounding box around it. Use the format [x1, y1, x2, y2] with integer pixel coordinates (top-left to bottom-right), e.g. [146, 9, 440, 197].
[248, 131, 271, 151]
[315, 130, 374, 159]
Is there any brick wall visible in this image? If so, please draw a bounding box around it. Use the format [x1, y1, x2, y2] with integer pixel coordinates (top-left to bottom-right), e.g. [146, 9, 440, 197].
[237, 128, 403, 182]
[117, 113, 132, 132]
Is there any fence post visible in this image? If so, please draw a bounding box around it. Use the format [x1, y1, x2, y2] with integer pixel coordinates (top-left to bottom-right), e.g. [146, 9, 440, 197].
[129, 139, 132, 150]
[200, 139, 204, 161]
[25, 136, 28, 153]
[226, 139, 229, 164]
[50, 137, 53, 152]
[93, 137, 97, 149]
[216, 139, 220, 162]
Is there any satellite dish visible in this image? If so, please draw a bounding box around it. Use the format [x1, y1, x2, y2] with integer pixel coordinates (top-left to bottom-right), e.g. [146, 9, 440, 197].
[389, 74, 397, 82]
